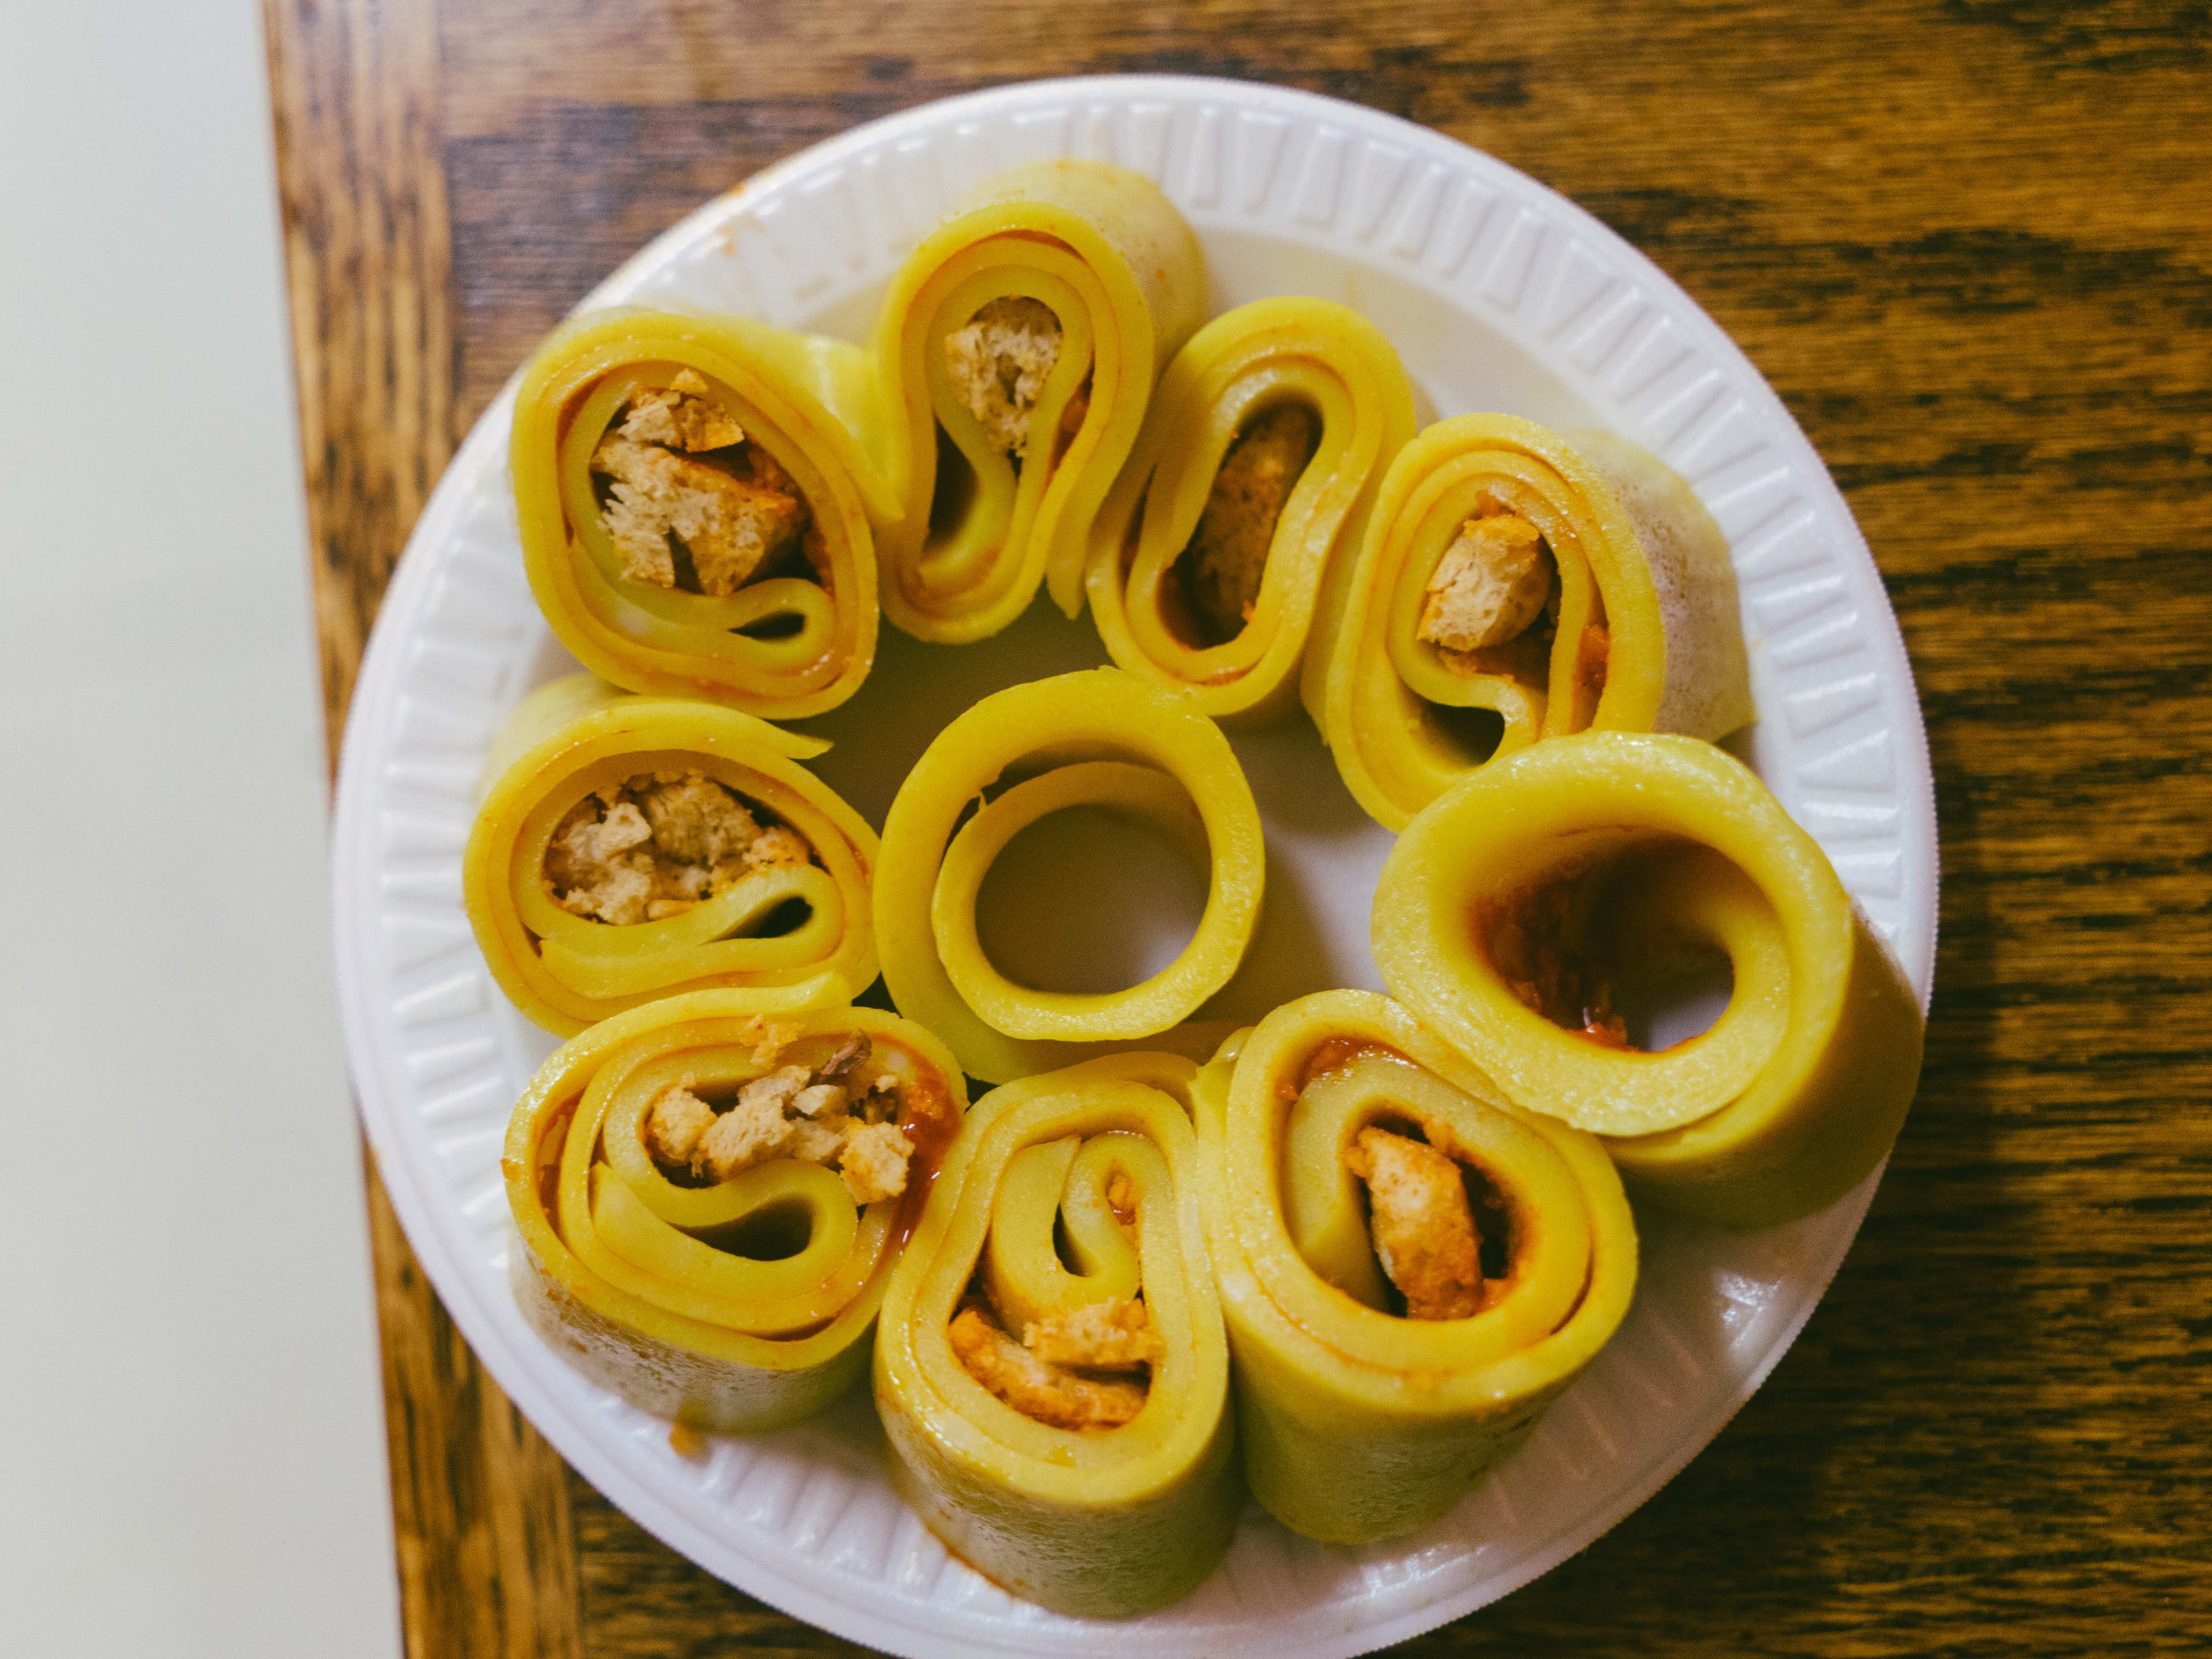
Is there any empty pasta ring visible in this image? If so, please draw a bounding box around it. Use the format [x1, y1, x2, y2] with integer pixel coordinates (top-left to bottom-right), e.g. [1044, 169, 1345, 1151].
[874, 668, 1264, 1084]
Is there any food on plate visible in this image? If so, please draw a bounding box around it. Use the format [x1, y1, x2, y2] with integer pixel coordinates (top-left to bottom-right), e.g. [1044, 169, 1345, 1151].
[874, 1052, 1237, 1617]
[464, 675, 877, 1036]
[510, 308, 894, 717]
[872, 160, 1206, 642]
[1085, 297, 1418, 721]
[1309, 414, 1753, 828]
[1191, 991, 1636, 1543]
[873, 668, 1264, 1084]
[503, 991, 967, 1433]
[1373, 732, 1926, 1227]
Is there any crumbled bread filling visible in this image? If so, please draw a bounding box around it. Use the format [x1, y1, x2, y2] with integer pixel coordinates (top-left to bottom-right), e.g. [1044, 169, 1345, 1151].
[1418, 513, 1557, 653]
[945, 296, 1063, 459]
[1021, 1297, 1162, 1371]
[544, 771, 812, 927]
[642, 1032, 916, 1205]
[1344, 1126, 1485, 1320]
[948, 1301, 1150, 1430]
[1178, 402, 1320, 646]
[588, 368, 811, 596]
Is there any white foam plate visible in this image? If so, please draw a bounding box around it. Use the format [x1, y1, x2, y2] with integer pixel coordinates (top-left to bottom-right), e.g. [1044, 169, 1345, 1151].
[332, 74, 1937, 1659]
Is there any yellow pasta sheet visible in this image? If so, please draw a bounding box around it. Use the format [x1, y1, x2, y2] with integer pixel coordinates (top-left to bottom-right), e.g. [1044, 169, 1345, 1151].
[511, 308, 896, 717]
[1194, 991, 1636, 1543]
[1373, 733, 1926, 1227]
[1086, 297, 1416, 721]
[874, 1053, 1238, 1618]
[504, 991, 969, 1433]
[874, 668, 1263, 1084]
[873, 160, 1205, 642]
[1310, 414, 1752, 829]
[465, 675, 878, 1036]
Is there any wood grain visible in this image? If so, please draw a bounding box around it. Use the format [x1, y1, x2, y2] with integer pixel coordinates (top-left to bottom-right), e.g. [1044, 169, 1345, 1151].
[266, 2, 581, 1654]
[270, 1, 2212, 1653]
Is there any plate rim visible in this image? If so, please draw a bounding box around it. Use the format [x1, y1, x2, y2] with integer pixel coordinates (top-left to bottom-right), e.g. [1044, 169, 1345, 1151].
[332, 71, 1938, 1658]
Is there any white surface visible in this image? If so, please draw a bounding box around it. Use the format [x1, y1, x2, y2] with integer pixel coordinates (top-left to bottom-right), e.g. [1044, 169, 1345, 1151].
[0, 6, 402, 1659]
[333, 77, 1936, 1659]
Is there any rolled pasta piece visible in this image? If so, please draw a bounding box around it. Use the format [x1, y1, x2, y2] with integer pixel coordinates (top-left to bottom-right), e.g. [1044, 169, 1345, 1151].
[512, 307, 895, 717]
[875, 668, 1264, 1083]
[875, 1052, 1238, 1617]
[1192, 990, 1636, 1544]
[873, 160, 1206, 642]
[503, 991, 968, 1433]
[1372, 732, 1926, 1228]
[1308, 414, 1753, 828]
[465, 674, 878, 1036]
[1085, 297, 1418, 721]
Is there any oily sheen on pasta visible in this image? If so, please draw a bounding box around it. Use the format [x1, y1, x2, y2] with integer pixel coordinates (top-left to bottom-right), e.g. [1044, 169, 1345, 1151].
[511, 307, 893, 717]
[1373, 733, 1926, 1228]
[464, 675, 878, 1036]
[1192, 991, 1637, 1543]
[1085, 297, 1418, 721]
[874, 1053, 1238, 1618]
[874, 668, 1264, 1084]
[1310, 414, 1753, 829]
[873, 160, 1206, 642]
[503, 992, 967, 1433]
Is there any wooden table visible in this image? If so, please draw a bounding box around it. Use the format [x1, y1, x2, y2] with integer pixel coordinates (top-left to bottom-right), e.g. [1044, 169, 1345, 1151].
[266, 2, 2211, 1652]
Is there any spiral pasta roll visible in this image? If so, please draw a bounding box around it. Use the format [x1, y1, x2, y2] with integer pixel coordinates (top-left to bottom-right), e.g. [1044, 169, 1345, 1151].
[875, 668, 1264, 1084]
[874, 1052, 1237, 1617]
[1085, 297, 1418, 722]
[465, 675, 878, 1036]
[1309, 414, 1753, 829]
[1192, 991, 1635, 1544]
[511, 307, 894, 717]
[1373, 733, 1925, 1228]
[503, 992, 968, 1433]
[872, 160, 1206, 642]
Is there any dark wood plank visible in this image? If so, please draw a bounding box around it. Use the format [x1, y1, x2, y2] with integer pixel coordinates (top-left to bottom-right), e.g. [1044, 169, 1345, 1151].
[270, 0, 2212, 1652]
[264, 2, 582, 1654]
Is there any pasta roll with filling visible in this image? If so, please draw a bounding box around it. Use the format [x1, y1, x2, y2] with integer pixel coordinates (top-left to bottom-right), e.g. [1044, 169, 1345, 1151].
[874, 668, 1264, 1084]
[1309, 414, 1753, 828]
[1086, 297, 1418, 721]
[1373, 732, 1926, 1228]
[1192, 991, 1636, 1544]
[873, 160, 1206, 642]
[874, 1053, 1238, 1618]
[465, 675, 878, 1036]
[512, 308, 894, 717]
[503, 992, 968, 1433]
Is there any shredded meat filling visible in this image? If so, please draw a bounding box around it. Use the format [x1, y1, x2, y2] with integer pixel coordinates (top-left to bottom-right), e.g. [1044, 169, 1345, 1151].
[1346, 1126, 1484, 1320]
[1179, 402, 1320, 645]
[589, 369, 809, 595]
[945, 296, 1063, 459]
[544, 771, 811, 926]
[642, 1029, 915, 1204]
[1418, 512, 1556, 653]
